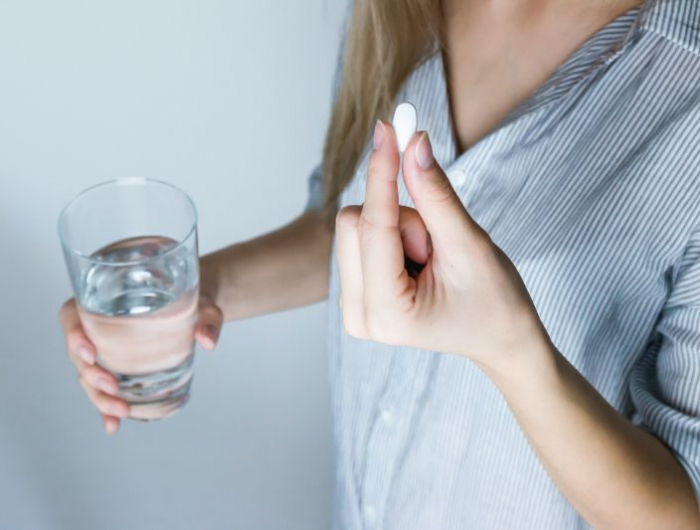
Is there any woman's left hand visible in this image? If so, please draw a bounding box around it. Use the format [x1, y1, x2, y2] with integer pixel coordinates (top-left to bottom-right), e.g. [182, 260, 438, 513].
[335, 121, 550, 372]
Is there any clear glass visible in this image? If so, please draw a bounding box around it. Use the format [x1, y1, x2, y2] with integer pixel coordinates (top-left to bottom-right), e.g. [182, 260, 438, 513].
[58, 177, 199, 421]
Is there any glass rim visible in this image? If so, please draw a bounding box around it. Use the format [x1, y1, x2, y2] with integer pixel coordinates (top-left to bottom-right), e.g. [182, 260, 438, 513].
[57, 176, 198, 267]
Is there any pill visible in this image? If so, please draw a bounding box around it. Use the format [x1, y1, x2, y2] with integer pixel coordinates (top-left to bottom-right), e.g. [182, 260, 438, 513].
[392, 102, 417, 153]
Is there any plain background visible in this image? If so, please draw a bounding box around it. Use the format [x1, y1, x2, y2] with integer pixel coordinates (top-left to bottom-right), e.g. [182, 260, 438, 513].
[0, 1, 347, 528]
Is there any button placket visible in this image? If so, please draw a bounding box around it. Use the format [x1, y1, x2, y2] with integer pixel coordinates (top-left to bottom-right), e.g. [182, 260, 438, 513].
[363, 504, 377, 527]
[447, 168, 468, 188]
[359, 354, 435, 528]
[380, 405, 397, 427]
[359, 358, 416, 529]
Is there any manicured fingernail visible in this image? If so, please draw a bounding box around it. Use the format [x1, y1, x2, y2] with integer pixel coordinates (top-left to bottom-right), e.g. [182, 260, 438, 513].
[199, 324, 217, 349]
[415, 131, 434, 170]
[109, 403, 129, 418]
[373, 120, 385, 150]
[77, 344, 94, 365]
[95, 377, 117, 395]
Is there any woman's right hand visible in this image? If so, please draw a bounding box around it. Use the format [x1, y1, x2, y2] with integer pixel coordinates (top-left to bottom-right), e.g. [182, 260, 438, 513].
[58, 293, 224, 435]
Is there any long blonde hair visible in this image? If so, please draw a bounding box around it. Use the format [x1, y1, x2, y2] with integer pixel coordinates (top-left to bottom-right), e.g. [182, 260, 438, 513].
[320, 0, 443, 221]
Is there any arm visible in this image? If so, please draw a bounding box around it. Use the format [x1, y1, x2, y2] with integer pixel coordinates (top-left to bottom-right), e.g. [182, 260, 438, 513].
[59, 209, 333, 435]
[335, 123, 700, 529]
[484, 344, 698, 530]
[60, 12, 346, 433]
[201, 18, 345, 321]
[484, 222, 700, 529]
[200, 209, 334, 321]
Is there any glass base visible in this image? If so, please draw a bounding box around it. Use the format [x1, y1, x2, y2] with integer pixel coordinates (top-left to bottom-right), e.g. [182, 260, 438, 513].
[110, 354, 194, 422]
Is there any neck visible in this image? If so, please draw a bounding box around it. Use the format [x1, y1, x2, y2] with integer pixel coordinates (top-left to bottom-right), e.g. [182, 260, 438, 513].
[441, 0, 643, 152]
[443, 0, 643, 26]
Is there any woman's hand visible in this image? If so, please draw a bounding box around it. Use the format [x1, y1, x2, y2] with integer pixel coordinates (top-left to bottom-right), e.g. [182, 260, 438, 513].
[337, 121, 700, 529]
[58, 292, 223, 435]
[335, 121, 549, 371]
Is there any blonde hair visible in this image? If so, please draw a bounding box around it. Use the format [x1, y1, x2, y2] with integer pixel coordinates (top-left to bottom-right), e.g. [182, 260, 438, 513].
[320, 0, 442, 221]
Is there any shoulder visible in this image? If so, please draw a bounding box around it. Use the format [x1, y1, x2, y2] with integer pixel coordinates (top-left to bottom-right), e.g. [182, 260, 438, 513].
[641, 0, 700, 56]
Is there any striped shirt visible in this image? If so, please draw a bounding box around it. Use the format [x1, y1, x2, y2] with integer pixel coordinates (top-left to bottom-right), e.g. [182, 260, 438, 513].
[307, 1, 700, 528]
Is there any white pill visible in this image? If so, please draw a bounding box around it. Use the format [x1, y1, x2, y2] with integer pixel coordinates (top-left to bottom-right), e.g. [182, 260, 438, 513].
[392, 102, 417, 153]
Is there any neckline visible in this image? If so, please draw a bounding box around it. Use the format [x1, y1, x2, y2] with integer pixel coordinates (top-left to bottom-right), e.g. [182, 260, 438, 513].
[437, 5, 646, 161]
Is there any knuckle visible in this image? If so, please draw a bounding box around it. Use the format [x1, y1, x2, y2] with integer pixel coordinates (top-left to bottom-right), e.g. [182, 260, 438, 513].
[358, 217, 381, 244]
[335, 206, 361, 231]
[367, 156, 381, 181]
[58, 299, 75, 326]
[363, 306, 408, 346]
[79, 362, 101, 380]
[78, 375, 90, 392]
[339, 300, 364, 339]
[59, 298, 73, 316]
[94, 399, 113, 415]
[467, 228, 495, 258]
[363, 307, 390, 343]
[358, 206, 385, 233]
[200, 302, 223, 321]
[426, 176, 457, 205]
[342, 317, 363, 339]
[76, 361, 91, 376]
[66, 327, 85, 344]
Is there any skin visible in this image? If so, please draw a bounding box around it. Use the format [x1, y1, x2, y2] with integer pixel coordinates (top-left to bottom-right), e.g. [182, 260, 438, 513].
[337, 122, 699, 530]
[59, 0, 699, 527]
[59, 212, 332, 434]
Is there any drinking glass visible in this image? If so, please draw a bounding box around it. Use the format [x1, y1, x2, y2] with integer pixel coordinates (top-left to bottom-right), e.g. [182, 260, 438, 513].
[58, 177, 199, 421]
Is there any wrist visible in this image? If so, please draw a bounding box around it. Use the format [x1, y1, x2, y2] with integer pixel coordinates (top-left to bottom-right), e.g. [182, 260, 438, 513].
[199, 254, 222, 307]
[478, 326, 560, 393]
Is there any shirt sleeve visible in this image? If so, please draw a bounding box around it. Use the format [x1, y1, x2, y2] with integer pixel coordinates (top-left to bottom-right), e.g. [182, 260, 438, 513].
[630, 225, 700, 507]
[303, 14, 349, 213]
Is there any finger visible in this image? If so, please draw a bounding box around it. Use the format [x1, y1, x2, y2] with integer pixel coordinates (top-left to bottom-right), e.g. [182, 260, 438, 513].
[360, 121, 414, 309]
[77, 362, 120, 396]
[79, 377, 130, 418]
[335, 205, 367, 338]
[362, 120, 401, 229]
[402, 131, 477, 247]
[399, 206, 431, 265]
[59, 299, 96, 365]
[195, 295, 223, 351]
[102, 414, 120, 435]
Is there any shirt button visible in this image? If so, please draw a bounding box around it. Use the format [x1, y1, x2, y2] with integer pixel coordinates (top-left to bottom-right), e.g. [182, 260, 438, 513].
[448, 168, 467, 187]
[364, 504, 377, 526]
[380, 406, 396, 426]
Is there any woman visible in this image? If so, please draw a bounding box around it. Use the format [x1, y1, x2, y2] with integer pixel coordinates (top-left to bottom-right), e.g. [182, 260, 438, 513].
[59, 0, 700, 527]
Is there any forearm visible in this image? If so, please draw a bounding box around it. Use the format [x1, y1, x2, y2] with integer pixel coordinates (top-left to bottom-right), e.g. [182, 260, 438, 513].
[200, 210, 333, 321]
[482, 341, 699, 530]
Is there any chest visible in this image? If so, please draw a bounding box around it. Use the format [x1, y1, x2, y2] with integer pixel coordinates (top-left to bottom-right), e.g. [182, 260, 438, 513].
[442, 1, 642, 152]
[337, 54, 698, 360]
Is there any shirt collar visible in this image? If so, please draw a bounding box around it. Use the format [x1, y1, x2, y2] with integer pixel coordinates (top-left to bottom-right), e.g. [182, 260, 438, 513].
[404, 5, 645, 167]
[642, 0, 700, 54]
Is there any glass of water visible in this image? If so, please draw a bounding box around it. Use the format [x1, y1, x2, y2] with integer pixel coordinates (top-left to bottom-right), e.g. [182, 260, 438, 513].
[58, 177, 199, 421]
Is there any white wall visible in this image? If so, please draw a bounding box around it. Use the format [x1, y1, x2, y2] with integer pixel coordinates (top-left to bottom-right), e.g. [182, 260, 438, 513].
[0, 1, 346, 528]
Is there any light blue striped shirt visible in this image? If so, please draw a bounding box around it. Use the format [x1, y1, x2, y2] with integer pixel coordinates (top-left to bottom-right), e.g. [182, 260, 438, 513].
[307, 1, 700, 528]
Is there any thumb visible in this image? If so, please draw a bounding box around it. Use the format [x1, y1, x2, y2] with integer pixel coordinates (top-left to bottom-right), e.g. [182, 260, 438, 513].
[402, 131, 476, 244]
[195, 293, 223, 351]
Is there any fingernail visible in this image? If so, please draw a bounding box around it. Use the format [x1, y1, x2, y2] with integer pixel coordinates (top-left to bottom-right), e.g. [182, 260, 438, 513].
[373, 120, 385, 150]
[95, 377, 117, 395]
[202, 324, 218, 350]
[105, 420, 118, 435]
[77, 344, 94, 365]
[415, 132, 434, 170]
[109, 403, 129, 418]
